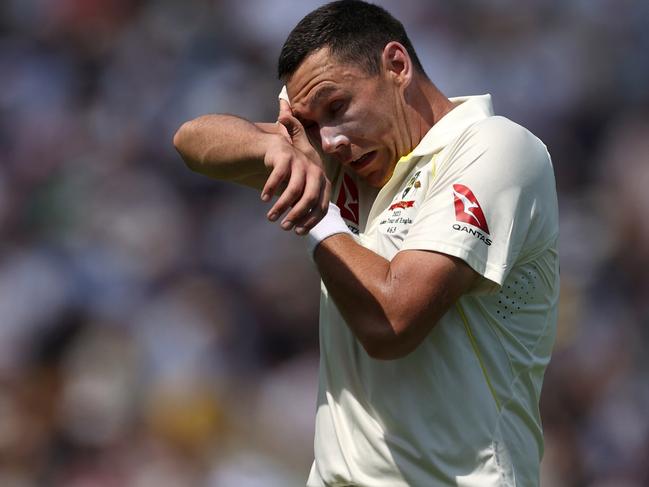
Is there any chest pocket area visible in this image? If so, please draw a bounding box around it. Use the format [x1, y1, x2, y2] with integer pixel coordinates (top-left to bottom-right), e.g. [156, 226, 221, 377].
[377, 168, 428, 241]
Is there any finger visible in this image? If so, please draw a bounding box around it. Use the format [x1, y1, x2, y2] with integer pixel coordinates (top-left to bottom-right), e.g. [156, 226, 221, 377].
[277, 102, 303, 141]
[296, 179, 332, 234]
[278, 112, 315, 158]
[268, 169, 306, 225]
[277, 110, 300, 138]
[322, 179, 332, 212]
[279, 98, 292, 121]
[261, 162, 289, 204]
[275, 121, 291, 144]
[283, 170, 323, 231]
[293, 177, 329, 235]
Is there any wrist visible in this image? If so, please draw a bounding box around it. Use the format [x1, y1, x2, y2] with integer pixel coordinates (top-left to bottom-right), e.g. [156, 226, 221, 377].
[306, 203, 352, 258]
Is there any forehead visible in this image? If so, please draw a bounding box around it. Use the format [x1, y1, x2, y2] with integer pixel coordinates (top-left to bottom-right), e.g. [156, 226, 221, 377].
[286, 48, 368, 113]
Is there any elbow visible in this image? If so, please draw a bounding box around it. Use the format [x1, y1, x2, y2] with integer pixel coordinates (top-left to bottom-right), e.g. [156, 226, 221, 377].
[172, 121, 191, 153]
[363, 342, 405, 361]
[359, 318, 422, 361]
[173, 120, 202, 172]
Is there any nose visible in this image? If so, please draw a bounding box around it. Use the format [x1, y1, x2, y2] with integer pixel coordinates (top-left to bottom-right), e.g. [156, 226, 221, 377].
[320, 126, 349, 155]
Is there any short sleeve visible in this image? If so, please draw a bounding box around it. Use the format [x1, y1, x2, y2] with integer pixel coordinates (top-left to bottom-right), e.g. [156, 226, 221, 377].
[401, 116, 558, 293]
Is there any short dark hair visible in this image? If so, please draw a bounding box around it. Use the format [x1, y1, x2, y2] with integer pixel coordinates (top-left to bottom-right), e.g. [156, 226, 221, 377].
[277, 0, 425, 81]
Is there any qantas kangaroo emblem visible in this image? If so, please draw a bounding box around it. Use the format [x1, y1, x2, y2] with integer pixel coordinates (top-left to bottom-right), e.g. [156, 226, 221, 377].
[452, 184, 490, 234]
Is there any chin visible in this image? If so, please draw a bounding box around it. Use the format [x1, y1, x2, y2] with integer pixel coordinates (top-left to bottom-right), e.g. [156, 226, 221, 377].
[361, 156, 393, 188]
[364, 170, 389, 188]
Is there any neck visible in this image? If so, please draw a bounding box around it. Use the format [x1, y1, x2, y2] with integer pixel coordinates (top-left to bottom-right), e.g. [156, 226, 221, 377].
[404, 74, 454, 149]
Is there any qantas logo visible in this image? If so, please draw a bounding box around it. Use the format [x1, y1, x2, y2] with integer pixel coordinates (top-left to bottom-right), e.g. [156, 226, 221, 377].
[336, 173, 359, 225]
[389, 200, 415, 211]
[452, 184, 490, 234]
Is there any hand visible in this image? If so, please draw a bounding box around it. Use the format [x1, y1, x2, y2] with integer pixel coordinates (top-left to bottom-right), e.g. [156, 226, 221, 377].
[261, 99, 331, 235]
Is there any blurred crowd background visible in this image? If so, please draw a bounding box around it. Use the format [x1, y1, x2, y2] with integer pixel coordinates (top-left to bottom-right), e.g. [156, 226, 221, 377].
[1, 0, 648, 485]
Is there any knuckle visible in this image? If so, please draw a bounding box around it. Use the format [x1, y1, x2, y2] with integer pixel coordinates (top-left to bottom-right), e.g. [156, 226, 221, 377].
[267, 165, 280, 176]
[284, 187, 301, 201]
[274, 155, 291, 170]
[312, 202, 325, 215]
[294, 154, 309, 168]
[304, 216, 320, 230]
[276, 191, 293, 204]
[263, 180, 278, 193]
[286, 211, 302, 223]
[271, 201, 287, 214]
[290, 200, 308, 214]
[305, 193, 319, 207]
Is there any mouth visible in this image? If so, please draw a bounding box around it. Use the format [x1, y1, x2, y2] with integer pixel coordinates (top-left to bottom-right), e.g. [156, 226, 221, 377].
[350, 151, 377, 171]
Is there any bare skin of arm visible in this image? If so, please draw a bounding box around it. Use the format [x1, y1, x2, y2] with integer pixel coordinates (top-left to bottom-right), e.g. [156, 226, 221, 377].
[314, 234, 479, 360]
[174, 115, 277, 188]
[173, 114, 331, 232]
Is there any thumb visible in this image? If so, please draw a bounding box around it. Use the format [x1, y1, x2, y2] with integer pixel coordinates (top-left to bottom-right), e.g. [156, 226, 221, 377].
[278, 109, 313, 156]
[278, 98, 292, 121]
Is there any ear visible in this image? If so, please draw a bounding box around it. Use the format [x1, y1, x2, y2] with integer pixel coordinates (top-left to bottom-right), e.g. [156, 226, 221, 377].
[381, 41, 413, 89]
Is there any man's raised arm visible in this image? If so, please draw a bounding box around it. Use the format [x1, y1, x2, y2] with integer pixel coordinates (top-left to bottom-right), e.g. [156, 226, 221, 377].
[173, 113, 331, 233]
[173, 114, 281, 189]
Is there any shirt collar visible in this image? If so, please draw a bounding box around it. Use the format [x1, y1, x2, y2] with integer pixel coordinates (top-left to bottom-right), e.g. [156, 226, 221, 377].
[409, 94, 494, 157]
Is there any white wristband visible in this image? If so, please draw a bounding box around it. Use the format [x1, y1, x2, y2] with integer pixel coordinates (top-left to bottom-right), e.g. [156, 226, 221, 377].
[306, 202, 352, 257]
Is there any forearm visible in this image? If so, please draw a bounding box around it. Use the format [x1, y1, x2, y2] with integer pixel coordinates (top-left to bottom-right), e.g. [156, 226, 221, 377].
[173, 114, 276, 184]
[314, 236, 448, 360]
[174, 112, 331, 232]
[315, 236, 393, 352]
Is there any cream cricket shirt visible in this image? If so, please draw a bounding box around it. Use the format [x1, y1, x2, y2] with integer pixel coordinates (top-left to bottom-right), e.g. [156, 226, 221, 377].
[308, 95, 559, 487]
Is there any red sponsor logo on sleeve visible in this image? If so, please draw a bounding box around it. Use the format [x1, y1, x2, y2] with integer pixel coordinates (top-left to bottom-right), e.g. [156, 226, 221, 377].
[452, 184, 490, 234]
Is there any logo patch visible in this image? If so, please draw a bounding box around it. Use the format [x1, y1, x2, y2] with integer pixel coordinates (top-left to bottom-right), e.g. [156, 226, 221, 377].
[336, 173, 359, 225]
[388, 200, 415, 211]
[401, 170, 422, 199]
[452, 184, 490, 234]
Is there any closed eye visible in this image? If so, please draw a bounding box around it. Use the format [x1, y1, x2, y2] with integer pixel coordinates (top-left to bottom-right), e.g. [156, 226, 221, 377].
[329, 100, 345, 115]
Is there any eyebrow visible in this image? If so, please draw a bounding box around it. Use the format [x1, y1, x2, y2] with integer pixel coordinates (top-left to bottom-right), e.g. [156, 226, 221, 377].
[309, 85, 338, 109]
[292, 85, 340, 123]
